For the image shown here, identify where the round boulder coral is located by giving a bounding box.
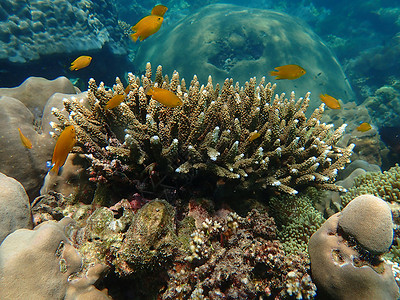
[135,3,355,112]
[338,194,393,254]
[308,195,399,300]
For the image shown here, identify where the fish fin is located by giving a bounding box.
[145,87,154,96]
[50,164,59,175]
[130,33,139,42]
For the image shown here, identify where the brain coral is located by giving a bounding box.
[134,3,355,112]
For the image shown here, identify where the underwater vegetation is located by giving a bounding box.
[49,63,354,201]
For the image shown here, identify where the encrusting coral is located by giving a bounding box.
[341,164,400,206]
[50,63,353,197]
[269,192,325,255]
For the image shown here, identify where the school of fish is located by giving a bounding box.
[37,3,374,177]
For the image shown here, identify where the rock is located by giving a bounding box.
[0,172,32,243]
[308,195,399,300]
[135,3,355,112]
[115,199,179,276]
[338,194,393,254]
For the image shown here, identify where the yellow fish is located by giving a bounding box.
[248,131,260,141]
[130,5,168,42]
[357,122,372,132]
[147,87,183,107]
[105,94,125,110]
[151,4,168,17]
[51,125,76,174]
[69,56,92,71]
[130,15,164,42]
[18,128,32,149]
[270,64,306,80]
[319,94,341,109]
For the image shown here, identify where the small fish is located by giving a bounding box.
[51,125,76,174]
[130,15,164,42]
[151,4,168,17]
[124,84,132,95]
[357,122,372,132]
[18,128,32,149]
[270,64,306,80]
[69,56,92,71]
[147,87,183,107]
[248,131,260,141]
[105,94,125,110]
[319,94,341,109]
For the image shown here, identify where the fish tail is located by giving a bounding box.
[69,65,75,71]
[130,33,139,42]
[270,71,278,76]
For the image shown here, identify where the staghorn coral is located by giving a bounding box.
[51,63,353,197]
[341,164,400,207]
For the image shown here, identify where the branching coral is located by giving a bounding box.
[51,63,353,197]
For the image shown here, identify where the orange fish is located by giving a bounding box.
[130,15,164,42]
[18,128,32,149]
[270,64,306,80]
[319,94,341,109]
[105,94,125,110]
[130,5,168,42]
[357,122,372,132]
[248,131,260,141]
[151,4,168,17]
[51,125,76,174]
[147,87,183,107]
[69,56,92,71]
[124,84,132,94]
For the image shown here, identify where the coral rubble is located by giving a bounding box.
[51,63,353,198]
[161,209,316,299]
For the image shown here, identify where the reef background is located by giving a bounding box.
[1,0,400,299]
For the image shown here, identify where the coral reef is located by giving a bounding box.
[269,192,325,255]
[363,82,400,128]
[309,194,399,300]
[0,0,126,63]
[0,217,109,299]
[321,101,384,166]
[341,164,400,207]
[0,172,33,243]
[0,76,83,199]
[51,63,354,198]
[134,4,355,112]
[161,209,316,299]
[115,199,179,276]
